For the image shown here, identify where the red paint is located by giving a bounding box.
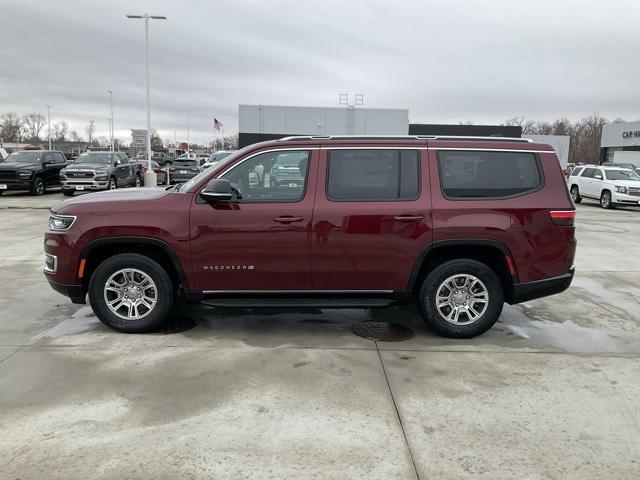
[45,137,576,303]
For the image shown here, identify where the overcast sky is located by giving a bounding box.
[2,0,639,144]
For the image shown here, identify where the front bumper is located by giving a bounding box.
[46,279,86,304]
[511,267,575,304]
[0,179,34,190]
[61,179,109,191]
[612,192,640,205]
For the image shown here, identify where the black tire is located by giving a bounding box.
[134,174,142,188]
[600,190,614,209]
[88,253,175,333]
[570,185,581,204]
[62,189,74,196]
[108,176,117,190]
[418,259,504,338]
[30,176,45,196]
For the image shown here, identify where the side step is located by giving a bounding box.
[201,298,394,309]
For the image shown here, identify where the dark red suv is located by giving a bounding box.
[44,136,576,338]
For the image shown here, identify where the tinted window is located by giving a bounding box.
[570,167,584,177]
[222,150,310,202]
[604,169,640,180]
[437,150,541,198]
[327,150,419,201]
[581,168,596,178]
[119,154,129,164]
[7,151,44,163]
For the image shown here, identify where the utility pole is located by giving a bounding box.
[127,13,167,186]
[107,90,114,151]
[45,105,51,150]
[187,117,190,155]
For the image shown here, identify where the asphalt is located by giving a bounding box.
[0,190,639,479]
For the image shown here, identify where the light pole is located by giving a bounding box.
[187,117,190,155]
[126,13,166,186]
[45,105,51,150]
[107,90,114,152]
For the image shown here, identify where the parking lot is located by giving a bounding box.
[1,192,639,479]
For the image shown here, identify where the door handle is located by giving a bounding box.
[393,215,423,222]
[273,216,304,224]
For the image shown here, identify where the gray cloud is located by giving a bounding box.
[1,0,639,145]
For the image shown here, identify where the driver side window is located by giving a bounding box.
[222,150,310,203]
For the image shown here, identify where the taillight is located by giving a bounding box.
[549,210,575,226]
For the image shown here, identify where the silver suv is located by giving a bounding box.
[61,152,137,195]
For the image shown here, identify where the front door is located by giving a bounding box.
[311,147,432,291]
[189,148,317,291]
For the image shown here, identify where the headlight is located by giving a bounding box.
[615,186,628,193]
[18,171,33,178]
[60,168,66,175]
[49,214,76,231]
[94,174,108,181]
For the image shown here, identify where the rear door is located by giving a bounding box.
[311,146,432,291]
[580,167,597,197]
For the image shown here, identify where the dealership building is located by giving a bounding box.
[600,120,640,163]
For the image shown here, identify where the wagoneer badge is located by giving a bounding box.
[203,265,255,271]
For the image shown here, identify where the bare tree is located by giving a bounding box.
[0,112,23,142]
[150,129,163,149]
[69,130,83,142]
[52,121,68,142]
[86,120,95,145]
[22,112,46,141]
[502,116,537,135]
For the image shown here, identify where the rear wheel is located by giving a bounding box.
[88,253,175,333]
[419,259,504,338]
[600,190,614,209]
[30,176,45,195]
[570,185,581,204]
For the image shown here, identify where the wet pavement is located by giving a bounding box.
[0,194,639,479]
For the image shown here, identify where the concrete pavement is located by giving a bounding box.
[0,192,639,479]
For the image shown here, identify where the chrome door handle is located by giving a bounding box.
[393,215,423,222]
[274,216,304,224]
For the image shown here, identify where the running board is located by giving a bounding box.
[201,298,394,309]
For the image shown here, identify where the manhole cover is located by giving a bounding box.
[351,321,415,342]
[158,316,197,334]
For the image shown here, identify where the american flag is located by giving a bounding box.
[214,118,223,131]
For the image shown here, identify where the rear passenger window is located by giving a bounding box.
[437,150,542,198]
[581,168,596,178]
[327,149,419,201]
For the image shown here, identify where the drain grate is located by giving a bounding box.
[158,316,198,334]
[351,321,415,342]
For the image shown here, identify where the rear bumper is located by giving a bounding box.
[511,267,574,304]
[46,279,86,304]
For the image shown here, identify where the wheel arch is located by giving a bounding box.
[407,239,517,302]
[78,237,190,294]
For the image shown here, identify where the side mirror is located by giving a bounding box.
[114,159,121,166]
[200,178,233,203]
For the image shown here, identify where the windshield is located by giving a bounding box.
[179,146,253,192]
[75,153,113,164]
[209,152,233,162]
[6,151,44,163]
[605,169,640,181]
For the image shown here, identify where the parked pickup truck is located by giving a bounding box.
[61,151,141,195]
[0,150,68,195]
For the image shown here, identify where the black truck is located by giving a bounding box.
[0,150,68,195]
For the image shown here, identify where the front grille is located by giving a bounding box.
[0,170,17,180]
[67,171,94,179]
[627,188,640,197]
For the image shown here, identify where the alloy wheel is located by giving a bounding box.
[103,268,157,320]
[435,274,489,325]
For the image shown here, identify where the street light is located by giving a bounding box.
[107,90,114,152]
[126,13,167,187]
[45,105,51,150]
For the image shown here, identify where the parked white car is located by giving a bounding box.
[568,165,640,209]
[202,150,235,169]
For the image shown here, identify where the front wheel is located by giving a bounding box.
[62,189,74,196]
[30,176,45,196]
[570,185,581,204]
[600,190,614,209]
[134,174,142,188]
[108,176,117,190]
[419,259,504,338]
[88,253,175,333]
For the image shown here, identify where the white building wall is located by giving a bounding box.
[601,120,640,148]
[239,105,409,136]
[523,134,571,168]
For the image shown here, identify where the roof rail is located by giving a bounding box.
[278,135,533,143]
